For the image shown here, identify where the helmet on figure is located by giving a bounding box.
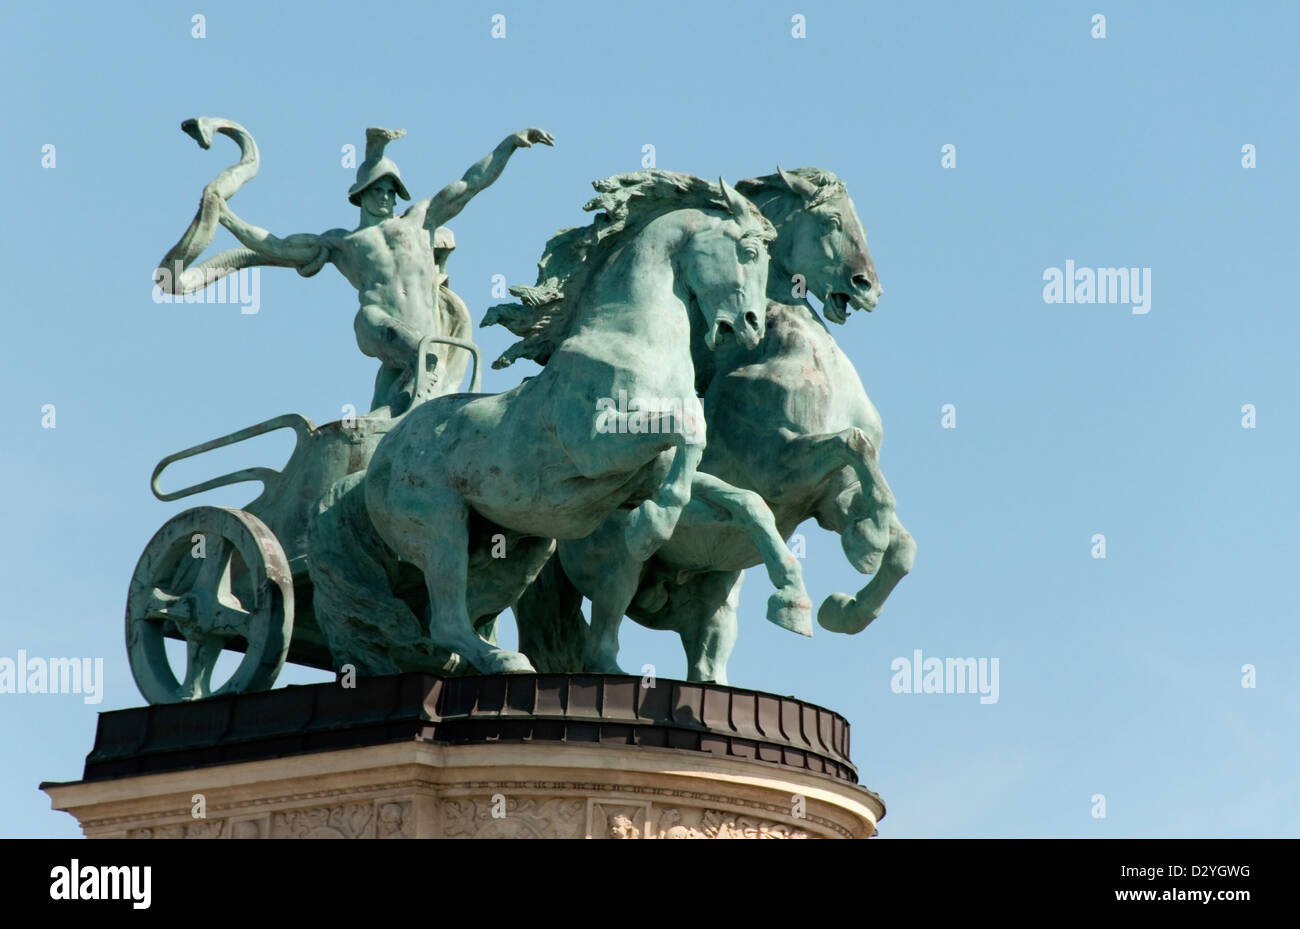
[348,127,412,206]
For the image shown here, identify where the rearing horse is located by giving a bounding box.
[513,167,916,682]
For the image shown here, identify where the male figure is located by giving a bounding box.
[219,126,554,413]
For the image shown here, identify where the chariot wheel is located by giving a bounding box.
[126,506,293,703]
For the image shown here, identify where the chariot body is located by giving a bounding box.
[125,338,480,703]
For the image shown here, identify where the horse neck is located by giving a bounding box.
[760,247,831,338]
[764,253,804,308]
[756,196,808,307]
[574,210,695,340]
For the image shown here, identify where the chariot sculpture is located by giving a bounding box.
[127,117,914,703]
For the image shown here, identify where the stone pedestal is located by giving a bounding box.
[42,673,884,839]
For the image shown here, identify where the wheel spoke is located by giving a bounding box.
[193,537,229,591]
[140,586,183,620]
[208,600,254,639]
[180,636,222,700]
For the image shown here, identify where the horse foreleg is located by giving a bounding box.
[624,434,704,563]
[817,512,917,634]
[680,473,812,636]
[778,428,896,571]
[562,401,703,562]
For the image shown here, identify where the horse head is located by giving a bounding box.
[677,178,774,351]
[737,167,879,323]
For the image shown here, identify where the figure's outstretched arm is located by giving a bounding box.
[219,202,329,272]
[423,129,554,230]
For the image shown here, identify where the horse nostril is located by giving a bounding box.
[745,310,760,330]
[853,274,873,290]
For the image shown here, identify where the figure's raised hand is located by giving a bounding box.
[514,128,555,148]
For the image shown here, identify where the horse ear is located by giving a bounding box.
[776,165,818,200]
[719,177,749,218]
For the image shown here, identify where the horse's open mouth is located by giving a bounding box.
[826,292,854,322]
[707,318,734,349]
[826,290,876,323]
[707,315,763,350]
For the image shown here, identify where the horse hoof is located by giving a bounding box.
[816,592,875,634]
[767,590,814,636]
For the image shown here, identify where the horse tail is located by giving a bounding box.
[307,471,461,676]
[514,551,588,672]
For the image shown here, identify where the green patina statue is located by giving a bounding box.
[510,168,915,682]
[154,118,552,412]
[129,119,911,702]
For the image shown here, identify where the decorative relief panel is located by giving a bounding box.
[656,807,810,839]
[588,800,652,839]
[441,795,587,838]
[128,820,224,839]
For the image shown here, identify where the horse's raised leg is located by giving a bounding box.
[776,428,912,631]
[624,419,705,562]
[679,473,812,635]
[558,400,703,563]
[817,511,916,634]
[777,427,896,570]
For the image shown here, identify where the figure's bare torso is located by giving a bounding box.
[326,205,439,332]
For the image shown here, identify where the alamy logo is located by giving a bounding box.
[152,266,261,315]
[595,390,705,445]
[890,649,1000,704]
[50,860,151,909]
[0,650,104,704]
[1042,260,1151,315]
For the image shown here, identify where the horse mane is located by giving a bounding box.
[483,169,774,370]
[735,166,847,220]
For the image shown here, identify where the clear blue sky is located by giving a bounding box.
[1,0,1296,838]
